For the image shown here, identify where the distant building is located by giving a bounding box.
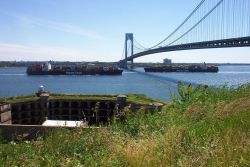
[163,58,172,64]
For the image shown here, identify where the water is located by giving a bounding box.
[0,65,250,101]
[135,65,250,86]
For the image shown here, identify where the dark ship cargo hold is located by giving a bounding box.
[27,63,123,75]
[144,64,219,73]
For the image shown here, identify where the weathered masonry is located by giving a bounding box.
[10,97,119,125]
[0,94,163,140]
[1,94,163,126]
[0,102,12,124]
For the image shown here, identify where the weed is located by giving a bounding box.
[0,83,250,166]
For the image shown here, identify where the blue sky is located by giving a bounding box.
[0,0,249,63]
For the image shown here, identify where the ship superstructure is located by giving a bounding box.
[27,63,123,75]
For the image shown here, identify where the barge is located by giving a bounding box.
[27,62,123,75]
[144,63,219,73]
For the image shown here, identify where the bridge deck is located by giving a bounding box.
[123,37,250,61]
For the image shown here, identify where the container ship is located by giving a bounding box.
[27,63,123,75]
[144,63,218,73]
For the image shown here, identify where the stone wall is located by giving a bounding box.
[0,102,12,124]
[11,101,44,125]
[1,95,163,126]
[0,95,164,140]
[9,99,119,125]
[46,100,118,125]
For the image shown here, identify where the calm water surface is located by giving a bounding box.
[0,65,250,101]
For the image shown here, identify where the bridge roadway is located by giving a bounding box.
[125,36,250,61]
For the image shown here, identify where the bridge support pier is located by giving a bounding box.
[130,59,134,69]
[119,60,128,69]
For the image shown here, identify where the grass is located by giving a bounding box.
[1,93,156,105]
[127,94,158,104]
[0,82,250,166]
[0,94,40,103]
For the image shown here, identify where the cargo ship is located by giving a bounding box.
[144,63,218,73]
[27,63,123,75]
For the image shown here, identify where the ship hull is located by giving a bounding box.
[27,70,123,75]
[144,65,218,73]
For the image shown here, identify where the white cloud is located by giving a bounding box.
[31,18,105,40]
[0,43,96,61]
[1,11,105,40]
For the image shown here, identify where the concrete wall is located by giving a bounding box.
[1,96,163,126]
[0,102,12,124]
[11,101,44,125]
[9,99,121,125]
[46,100,117,125]
[0,96,164,140]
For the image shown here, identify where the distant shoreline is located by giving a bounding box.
[0,61,250,67]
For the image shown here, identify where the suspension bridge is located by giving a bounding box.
[119,0,250,68]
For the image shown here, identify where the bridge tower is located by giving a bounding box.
[124,33,134,68]
[125,33,133,60]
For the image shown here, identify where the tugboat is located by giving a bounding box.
[144,63,218,73]
[27,62,123,75]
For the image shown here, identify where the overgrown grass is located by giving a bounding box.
[1,94,39,103]
[127,94,158,104]
[0,83,250,166]
[2,93,155,105]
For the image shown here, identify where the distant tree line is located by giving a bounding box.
[0,61,120,67]
[0,61,248,68]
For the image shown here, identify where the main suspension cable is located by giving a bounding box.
[167,0,224,46]
[146,0,206,49]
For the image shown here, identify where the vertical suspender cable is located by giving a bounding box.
[225,0,228,39]
[242,0,245,37]
[248,0,250,36]
[146,0,206,49]
[233,0,236,38]
[167,0,224,46]
[236,0,239,37]
[221,0,224,39]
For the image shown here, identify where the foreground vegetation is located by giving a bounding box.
[0,93,155,105]
[0,83,250,166]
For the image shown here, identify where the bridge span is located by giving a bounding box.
[119,0,250,68]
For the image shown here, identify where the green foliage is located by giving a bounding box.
[2,93,156,105]
[0,128,124,167]
[4,94,39,103]
[112,107,183,138]
[127,94,156,104]
[1,83,250,166]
